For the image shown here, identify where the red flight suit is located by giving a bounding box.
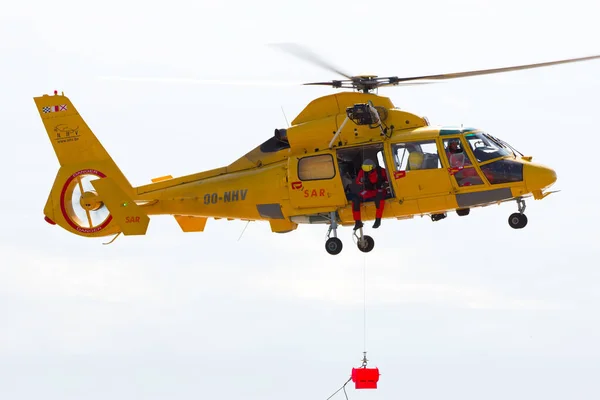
[352,167,387,221]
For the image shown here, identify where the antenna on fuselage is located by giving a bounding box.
[237,220,251,241]
[281,106,290,127]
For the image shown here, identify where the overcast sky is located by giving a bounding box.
[2,0,600,399]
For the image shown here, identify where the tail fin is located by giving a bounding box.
[35,91,146,238]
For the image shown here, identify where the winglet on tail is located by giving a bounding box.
[174,215,207,232]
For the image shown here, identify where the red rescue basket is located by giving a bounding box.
[351,367,380,389]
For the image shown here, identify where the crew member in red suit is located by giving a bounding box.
[352,159,388,230]
[446,139,480,185]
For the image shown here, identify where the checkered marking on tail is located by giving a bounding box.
[42,104,67,113]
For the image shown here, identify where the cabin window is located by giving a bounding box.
[298,154,335,180]
[463,132,511,162]
[479,159,523,184]
[393,140,441,171]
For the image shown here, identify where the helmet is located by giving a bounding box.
[362,159,376,172]
[408,151,424,169]
[448,139,461,153]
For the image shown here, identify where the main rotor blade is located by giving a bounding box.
[268,42,355,80]
[96,76,303,86]
[395,54,600,82]
[380,80,439,87]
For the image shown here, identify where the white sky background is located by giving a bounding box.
[1,0,600,399]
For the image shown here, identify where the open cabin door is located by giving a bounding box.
[287,152,348,209]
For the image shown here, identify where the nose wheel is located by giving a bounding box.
[508,198,528,229]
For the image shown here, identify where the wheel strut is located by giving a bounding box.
[517,197,526,214]
[325,211,343,255]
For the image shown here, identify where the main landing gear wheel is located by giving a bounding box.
[352,225,375,253]
[508,198,528,229]
[508,213,528,229]
[325,237,343,255]
[357,235,375,253]
[324,211,377,254]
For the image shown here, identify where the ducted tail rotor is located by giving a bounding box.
[64,172,111,232]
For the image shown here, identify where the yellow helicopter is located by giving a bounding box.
[35,47,600,254]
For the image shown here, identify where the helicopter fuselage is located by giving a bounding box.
[130,91,557,233]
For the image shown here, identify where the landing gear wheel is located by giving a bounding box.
[508,212,528,229]
[357,235,375,253]
[325,237,343,255]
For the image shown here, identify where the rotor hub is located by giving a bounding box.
[80,190,103,211]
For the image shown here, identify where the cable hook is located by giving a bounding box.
[361,351,368,368]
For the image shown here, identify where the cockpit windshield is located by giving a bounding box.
[464,132,513,162]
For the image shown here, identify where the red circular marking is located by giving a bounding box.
[59,169,113,234]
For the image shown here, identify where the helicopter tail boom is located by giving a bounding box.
[35,92,141,238]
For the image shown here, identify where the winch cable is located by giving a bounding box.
[324,255,369,399]
[363,253,367,358]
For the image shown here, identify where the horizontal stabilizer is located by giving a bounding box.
[174,215,207,232]
[151,175,173,183]
[91,177,150,235]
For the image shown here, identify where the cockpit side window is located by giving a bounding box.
[443,138,473,169]
[442,137,484,187]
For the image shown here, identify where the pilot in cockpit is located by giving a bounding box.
[446,138,482,186]
[447,139,471,168]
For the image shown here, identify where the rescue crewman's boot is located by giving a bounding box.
[372,218,381,229]
[354,220,363,230]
